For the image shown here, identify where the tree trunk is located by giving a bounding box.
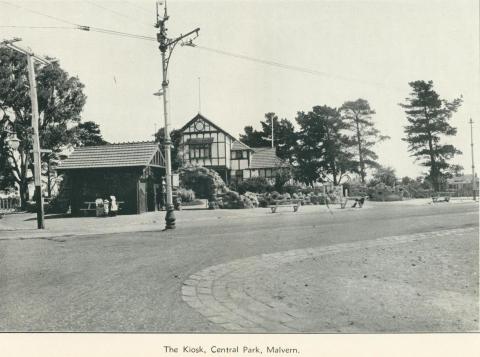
[424,108,439,192]
[355,115,365,183]
[19,179,29,210]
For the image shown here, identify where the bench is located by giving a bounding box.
[432,194,450,203]
[80,201,124,216]
[79,201,97,216]
[268,200,300,213]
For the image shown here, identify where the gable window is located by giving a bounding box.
[231,150,246,159]
[190,144,211,159]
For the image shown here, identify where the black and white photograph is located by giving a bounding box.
[0,0,479,348]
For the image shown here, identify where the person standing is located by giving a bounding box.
[109,195,118,216]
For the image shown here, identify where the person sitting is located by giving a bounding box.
[352,196,366,208]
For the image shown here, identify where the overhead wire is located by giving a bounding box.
[0,0,156,42]
[0,25,77,29]
[0,0,78,26]
[0,1,400,91]
[118,0,152,15]
[186,44,400,91]
[83,0,153,30]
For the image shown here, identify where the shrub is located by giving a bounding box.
[46,195,70,214]
[282,184,302,195]
[177,188,195,203]
[270,191,281,200]
[237,177,273,194]
[178,165,227,200]
[243,191,259,207]
[219,190,255,209]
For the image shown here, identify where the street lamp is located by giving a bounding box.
[155,1,199,230]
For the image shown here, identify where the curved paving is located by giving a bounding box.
[181,227,476,332]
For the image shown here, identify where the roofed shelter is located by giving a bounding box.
[57,142,165,215]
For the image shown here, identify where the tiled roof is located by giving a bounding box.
[249,147,286,169]
[447,174,478,184]
[57,142,162,170]
[231,140,252,151]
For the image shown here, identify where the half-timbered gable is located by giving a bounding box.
[179,114,287,184]
[180,114,234,170]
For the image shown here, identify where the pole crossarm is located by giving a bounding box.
[165,28,200,48]
[1,38,50,65]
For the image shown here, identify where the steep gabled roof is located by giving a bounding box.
[249,147,287,169]
[231,140,252,151]
[180,113,253,151]
[57,141,164,170]
[180,113,238,140]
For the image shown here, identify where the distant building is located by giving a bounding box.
[57,142,165,215]
[178,114,287,184]
[447,174,479,196]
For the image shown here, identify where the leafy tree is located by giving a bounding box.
[72,121,107,147]
[0,48,86,207]
[239,125,268,148]
[154,127,183,170]
[399,80,462,191]
[295,105,355,185]
[369,166,397,187]
[273,166,292,192]
[240,112,297,162]
[445,164,464,178]
[340,98,389,183]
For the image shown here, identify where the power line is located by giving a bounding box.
[0,25,77,29]
[81,26,156,41]
[0,0,78,26]
[0,1,156,42]
[188,44,398,90]
[118,0,152,15]
[0,1,401,90]
[83,0,153,30]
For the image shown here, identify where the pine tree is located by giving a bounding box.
[399,80,462,191]
[340,99,389,183]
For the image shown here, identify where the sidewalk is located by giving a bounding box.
[0,203,351,240]
[0,198,475,240]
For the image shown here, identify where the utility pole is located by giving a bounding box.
[271,117,274,148]
[155,1,199,229]
[469,118,476,201]
[1,38,49,229]
[198,77,201,114]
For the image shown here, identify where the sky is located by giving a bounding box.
[0,0,479,179]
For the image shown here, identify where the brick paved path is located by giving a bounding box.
[181,227,477,332]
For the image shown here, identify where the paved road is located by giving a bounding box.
[0,202,478,332]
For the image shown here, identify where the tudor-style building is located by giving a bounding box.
[178,114,287,184]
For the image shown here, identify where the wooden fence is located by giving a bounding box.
[0,197,20,213]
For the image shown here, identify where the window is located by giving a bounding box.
[189,144,211,159]
[258,169,274,179]
[231,150,246,159]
